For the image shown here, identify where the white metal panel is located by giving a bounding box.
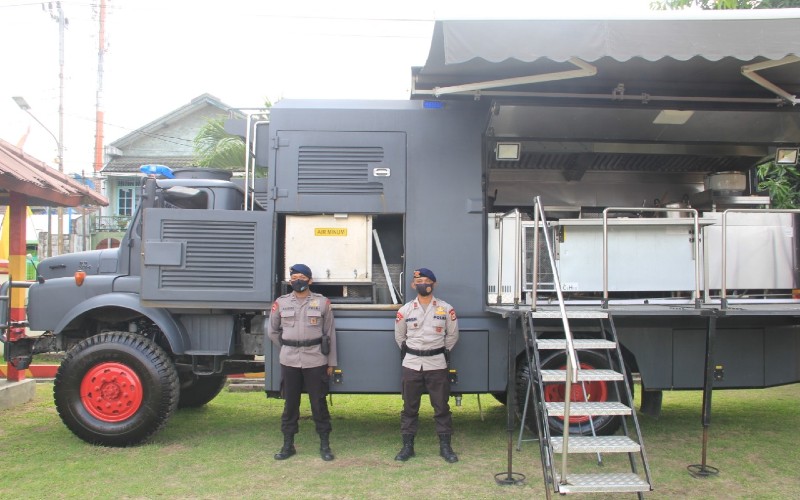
[703,212,796,290]
[285,214,373,283]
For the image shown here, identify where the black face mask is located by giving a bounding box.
[291,279,309,292]
[415,283,433,297]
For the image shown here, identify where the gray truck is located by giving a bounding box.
[2,18,799,466]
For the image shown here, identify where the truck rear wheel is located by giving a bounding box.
[517,349,628,436]
[178,374,227,408]
[53,331,179,446]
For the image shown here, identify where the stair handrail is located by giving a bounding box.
[533,198,579,383]
[533,197,579,484]
[721,208,800,309]
[602,207,702,308]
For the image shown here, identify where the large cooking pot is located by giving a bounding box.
[664,201,689,218]
[705,171,746,194]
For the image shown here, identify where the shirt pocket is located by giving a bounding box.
[307,309,323,331]
[432,318,447,334]
[280,310,296,328]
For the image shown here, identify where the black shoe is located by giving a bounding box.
[319,432,335,461]
[394,434,415,461]
[438,434,458,463]
[274,433,296,460]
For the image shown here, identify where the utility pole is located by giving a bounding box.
[94,0,106,174]
[47,1,67,255]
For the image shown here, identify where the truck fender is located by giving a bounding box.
[53,292,190,354]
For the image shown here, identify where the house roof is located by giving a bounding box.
[107,93,237,149]
[102,93,240,175]
[101,156,199,175]
[0,138,108,207]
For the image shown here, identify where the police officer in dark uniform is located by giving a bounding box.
[268,264,337,461]
[394,267,459,463]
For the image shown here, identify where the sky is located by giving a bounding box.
[0,0,661,176]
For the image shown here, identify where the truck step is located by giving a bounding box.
[227,382,265,392]
[557,473,650,494]
[540,369,623,382]
[551,435,640,454]
[536,338,616,350]
[546,401,631,417]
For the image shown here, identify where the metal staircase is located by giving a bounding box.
[524,197,653,497]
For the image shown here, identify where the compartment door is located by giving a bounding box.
[274,131,406,213]
[141,209,270,308]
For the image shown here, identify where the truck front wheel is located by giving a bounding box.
[53,332,179,446]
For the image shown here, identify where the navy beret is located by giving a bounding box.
[289,263,312,278]
[413,268,436,282]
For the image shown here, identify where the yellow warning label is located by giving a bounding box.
[315,228,348,236]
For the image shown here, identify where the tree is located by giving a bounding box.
[193,100,271,174]
[652,0,800,8]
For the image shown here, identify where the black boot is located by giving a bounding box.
[394,434,415,461]
[274,433,296,460]
[438,434,458,463]
[319,432,334,461]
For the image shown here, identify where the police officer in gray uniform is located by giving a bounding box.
[268,264,337,461]
[394,267,459,463]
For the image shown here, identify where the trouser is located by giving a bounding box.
[400,366,453,435]
[280,364,331,435]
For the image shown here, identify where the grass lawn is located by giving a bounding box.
[1,382,798,499]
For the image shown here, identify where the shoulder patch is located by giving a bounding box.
[271,302,278,312]
[449,308,457,321]
[396,312,404,323]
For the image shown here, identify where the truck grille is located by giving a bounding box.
[160,220,256,289]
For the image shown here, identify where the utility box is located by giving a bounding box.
[285,214,373,283]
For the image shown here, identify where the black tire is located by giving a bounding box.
[53,331,179,447]
[178,374,227,408]
[517,349,631,436]
[490,392,507,405]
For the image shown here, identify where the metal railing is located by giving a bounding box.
[602,207,702,308]
[720,208,800,308]
[531,197,580,483]
[90,215,131,233]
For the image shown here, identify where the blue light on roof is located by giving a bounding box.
[140,164,175,178]
[423,100,444,109]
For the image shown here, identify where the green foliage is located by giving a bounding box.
[193,118,247,170]
[651,0,800,8]
[757,162,800,208]
[193,99,272,174]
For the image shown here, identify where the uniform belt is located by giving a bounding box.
[281,337,323,347]
[405,346,446,357]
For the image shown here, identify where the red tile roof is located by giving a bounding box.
[0,138,108,207]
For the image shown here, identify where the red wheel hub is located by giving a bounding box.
[80,362,143,422]
[543,362,608,424]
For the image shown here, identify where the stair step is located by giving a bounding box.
[557,473,650,494]
[546,401,631,416]
[540,369,623,382]
[529,310,608,319]
[536,338,617,350]
[551,436,640,454]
